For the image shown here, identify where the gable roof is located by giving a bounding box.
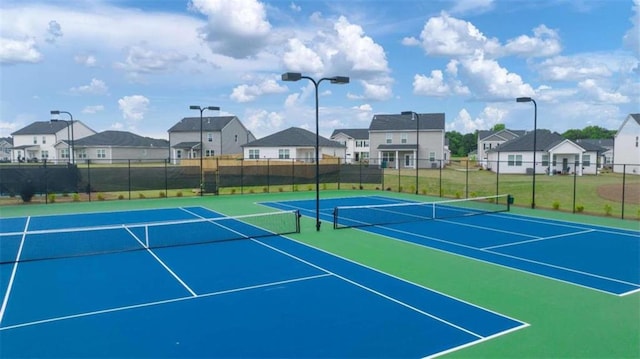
[576,138,613,149]
[488,130,564,152]
[11,121,69,135]
[168,116,236,132]
[72,131,168,148]
[330,128,369,139]
[0,137,13,145]
[478,129,526,141]
[243,127,345,148]
[369,113,445,131]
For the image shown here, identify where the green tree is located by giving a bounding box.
[491,123,505,131]
[446,131,463,156]
[562,126,615,140]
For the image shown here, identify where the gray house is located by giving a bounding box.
[64,130,169,164]
[168,116,255,163]
[477,129,526,169]
[0,137,13,162]
[11,120,95,163]
[242,127,345,162]
[368,113,446,169]
[330,128,370,164]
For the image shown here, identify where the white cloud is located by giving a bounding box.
[70,78,108,95]
[449,0,494,15]
[0,37,42,64]
[290,2,301,12]
[536,55,613,81]
[190,0,272,58]
[118,95,149,122]
[401,37,420,46]
[244,109,284,138]
[418,12,500,57]
[283,38,324,73]
[45,20,63,43]
[74,54,97,67]
[578,79,630,104]
[503,25,561,57]
[230,78,287,102]
[460,51,534,100]
[413,70,451,96]
[333,16,388,72]
[623,0,640,57]
[82,105,105,114]
[115,45,188,75]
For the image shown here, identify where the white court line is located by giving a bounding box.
[482,229,596,250]
[437,218,539,239]
[0,274,330,331]
[0,217,31,326]
[368,224,639,291]
[122,226,197,297]
[490,212,640,237]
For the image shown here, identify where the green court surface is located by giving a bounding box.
[1,190,639,358]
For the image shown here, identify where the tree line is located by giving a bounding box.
[446,124,615,158]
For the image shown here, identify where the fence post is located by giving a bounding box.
[240,159,244,195]
[164,158,168,198]
[267,159,270,193]
[128,159,131,200]
[87,159,92,202]
[439,159,443,197]
[496,155,500,197]
[44,159,48,204]
[465,158,469,198]
[573,161,578,213]
[622,164,626,219]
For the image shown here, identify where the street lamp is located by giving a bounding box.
[189,105,220,196]
[516,97,537,209]
[401,111,420,194]
[281,72,350,231]
[50,110,74,164]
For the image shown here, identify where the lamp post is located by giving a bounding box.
[281,72,349,231]
[189,105,220,196]
[401,111,420,194]
[516,97,537,209]
[50,110,74,164]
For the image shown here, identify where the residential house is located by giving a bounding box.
[368,113,445,169]
[168,116,255,163]
[330,128,370,164]
[613,113,640,174]
[0,137,13,162]
[63,131,169,164]
[10,120,95,163]
[486,130,606,175]
[242,127,345,161]
[575,138,614,169]
[477,129,526,169]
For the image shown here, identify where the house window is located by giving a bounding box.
[206,149,215,157]
[508,155,522,166]
[77,150,87,159]
[42,136,46,144]
[582,155,590,167]
[249,149,260,159]
[234,135,238,142]
[429,152,436,161]
[382,152,395,162]
[176,150,182,159]
[361,152,369,160]
[386,133,392,144]
[97,149,106,159]
[207,133,213,142]
[41,150,49,159]
[356,140,368,148]
[33,136,37,144]
[542,154,549,167]
[636,136,639,147]
[278,149,290,159]
[401,133,408,144]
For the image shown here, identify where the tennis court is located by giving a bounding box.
[0,205,527,357]
[263,195,640,296]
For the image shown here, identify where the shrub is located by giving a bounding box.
[421,189,427,195]
[322,183,327,190]
[176,191,183,197]
[575,204,584,213]
[159,191,166,198]
[263,187,268,193]
[249,189,255,194]
[19,181,35,202]
[359,185,363,190]
[97,193,105,201]
[278,187,283,192]
[62,192,69,197]
[604,204,612,216]
[48,193,56,203]
[230,188,236,194]
[307,185,313,191]
[399,186,403,192]
[293,185,299,192]
[118,194,125,200]
[72,193,80,202]
[455,191,461,199]
[138,193,146,199]
[552,201,560,210]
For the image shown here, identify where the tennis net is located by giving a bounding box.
[333,194,512,229]
[1,210,300,263]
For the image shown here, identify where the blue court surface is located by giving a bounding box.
[0,206,527,357]
[263,195,640,297]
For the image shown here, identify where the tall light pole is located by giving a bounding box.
[50,110,74,164]
[516,97,537,209]
[189,105,220,196]
[401,111,420,194]
[281,72,349,231]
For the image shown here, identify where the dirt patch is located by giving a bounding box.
[597,183,640,204]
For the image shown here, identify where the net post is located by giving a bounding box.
[145,225,149,248]
[507,194,514,211]
[296,210,301,233]
[333,208,338,229]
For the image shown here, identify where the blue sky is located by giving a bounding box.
[1,0,638,140]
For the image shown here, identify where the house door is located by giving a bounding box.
[404,154,413,167]
[562,158,568,173]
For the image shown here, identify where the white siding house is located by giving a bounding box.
[613,114,640,175]
[242,127,345,161]
[477,129,525,169]
[330,128,370,164]
[10,120,95,163]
